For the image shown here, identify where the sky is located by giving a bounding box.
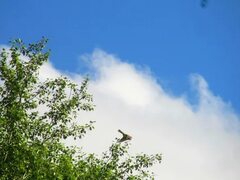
[1,0,240,179]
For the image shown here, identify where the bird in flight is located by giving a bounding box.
[201,0,208,8]
[118,129,132,142]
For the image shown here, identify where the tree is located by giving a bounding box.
[0,38,161,179]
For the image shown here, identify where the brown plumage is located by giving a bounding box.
[118,129,132,142]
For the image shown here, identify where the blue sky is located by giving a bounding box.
[1,1,240,179]
[0,0,240,111]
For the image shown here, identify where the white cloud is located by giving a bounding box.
[1,46,240,179]
[72,50,240,180]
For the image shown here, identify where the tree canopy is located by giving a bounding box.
[0,38,161,179]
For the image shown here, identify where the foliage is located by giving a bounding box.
[0,38,161,179]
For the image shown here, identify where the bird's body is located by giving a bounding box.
[118,129,132,142]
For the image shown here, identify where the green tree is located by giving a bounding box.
[0,38,161,179]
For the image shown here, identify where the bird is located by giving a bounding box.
[118,129,132,142]
[201,0,208,8]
